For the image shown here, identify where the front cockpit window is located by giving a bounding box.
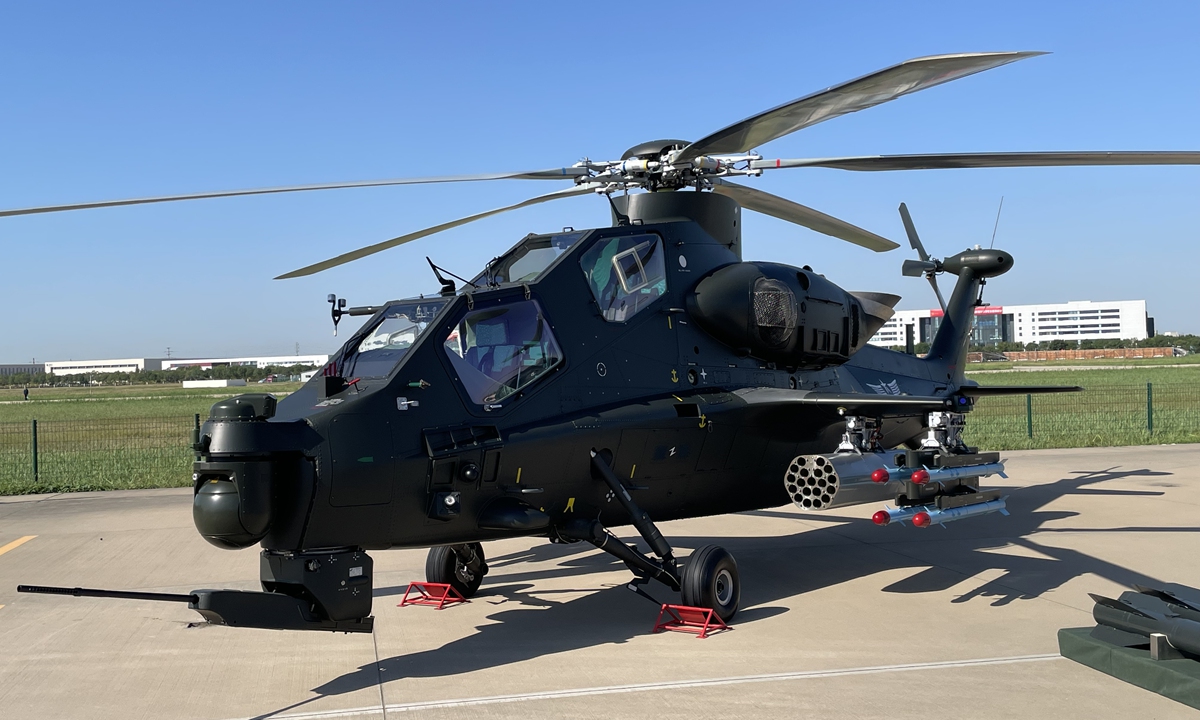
[340,299,449,378]
[473,231,585,286]
[580,233,667,322]
[444,299,562,405]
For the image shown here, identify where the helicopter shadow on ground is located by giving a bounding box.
[260,465,1192,716]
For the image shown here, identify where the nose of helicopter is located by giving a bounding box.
[192,393,309,549]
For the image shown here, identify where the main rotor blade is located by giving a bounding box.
[0,169,589,219]
[753,151,1200,172]
[676,52,1044,162]
[275,183,602,279]
[711,180,898,252]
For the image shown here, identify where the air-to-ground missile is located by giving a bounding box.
[1090,589,1200,657]
[872,495,1009,527]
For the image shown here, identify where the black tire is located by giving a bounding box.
[680,544,739,621]
[425,543,486,598]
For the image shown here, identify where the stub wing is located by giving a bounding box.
[959,385,1084,396]
[734,387,952,414]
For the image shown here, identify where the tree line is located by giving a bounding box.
[1,364,321,389]
[891,335,1200,356]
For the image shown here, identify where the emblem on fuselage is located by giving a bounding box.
[866,380,902,396]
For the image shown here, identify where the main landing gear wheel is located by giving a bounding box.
[425,542,487,598]
[681,545,740,621]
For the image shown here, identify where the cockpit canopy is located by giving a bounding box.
[471,230,586,287]
[336,298,450,378]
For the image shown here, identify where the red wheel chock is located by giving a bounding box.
[398,582,468,610]
[652,603,729,638]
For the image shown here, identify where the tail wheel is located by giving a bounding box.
[680,544,740,621]
[425,542,486,598]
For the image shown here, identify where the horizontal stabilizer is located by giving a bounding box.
[959,385,1083,396]
[849,291,901,338]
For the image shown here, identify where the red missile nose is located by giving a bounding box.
[870,468,890,483]
[872,510,891,526]
[912,511,932,528]
[911,469,930,484]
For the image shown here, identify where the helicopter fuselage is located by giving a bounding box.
[193,210,951,555]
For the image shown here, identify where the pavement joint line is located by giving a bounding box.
[0,535,36,557]
[227,653,1062,720]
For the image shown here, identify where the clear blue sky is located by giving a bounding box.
[2,1,1197,362]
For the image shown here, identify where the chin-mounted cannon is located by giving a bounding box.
[20,392,376,632]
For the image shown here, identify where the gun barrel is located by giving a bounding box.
[17,584,198,604]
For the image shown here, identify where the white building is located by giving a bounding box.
[870,300,1151,348]
[46,358,166,376]
[160,354,328,371]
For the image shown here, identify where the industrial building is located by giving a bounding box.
[42,355,328,376]
[160,355,328,371]
[45,358,166,376]
[0,363,45,377]
[869,300,1152,348]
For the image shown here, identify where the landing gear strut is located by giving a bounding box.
[559,450,740,621]
[425,542,488,598]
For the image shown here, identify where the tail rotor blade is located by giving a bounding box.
[901,259,937,277]
[928,276,947,313]
[898,202,929,261]
[898,204,946,312]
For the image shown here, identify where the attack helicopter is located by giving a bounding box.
[15,51,1200,630]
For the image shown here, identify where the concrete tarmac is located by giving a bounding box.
[2,445,1199,719]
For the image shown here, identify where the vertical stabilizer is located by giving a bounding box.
[922,249,1014,385]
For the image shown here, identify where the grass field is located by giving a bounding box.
[0,363,1196,495]
[0,383,300,422]
[0,384,300,495]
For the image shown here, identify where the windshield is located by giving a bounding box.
[473,231,585,286]
[341,298,449,378]
[443,299,562,405]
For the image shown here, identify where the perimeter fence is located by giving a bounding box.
[0,415,197,495]
[0,384,1196,495]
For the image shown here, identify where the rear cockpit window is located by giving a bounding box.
[444,299,562,405]
[580,233,666,322]
[339,299,448,378]
[474,231,585,286]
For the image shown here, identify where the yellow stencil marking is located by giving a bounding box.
[630,464,637,479]
[699,414,708,428]
[516,467,522,484]
[670,369,679,383]
[668,317,673,330]
[0,535,36,558]
[672,395,683,402]
[565,497,575,512]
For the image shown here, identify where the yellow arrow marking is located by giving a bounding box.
[565,497,575,512]
[0,535,36,558]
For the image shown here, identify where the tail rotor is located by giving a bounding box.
[898,203,947,312]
